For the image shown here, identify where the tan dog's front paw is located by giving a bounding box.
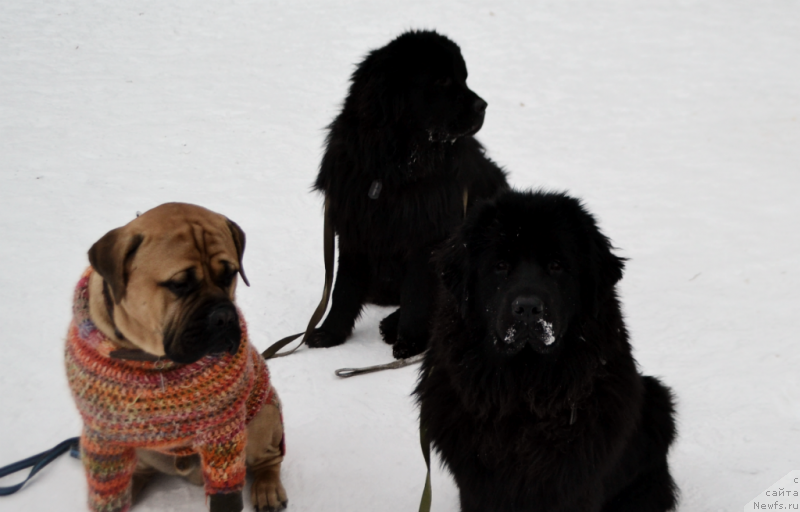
[250,466,287,512]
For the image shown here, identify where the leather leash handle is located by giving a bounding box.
[334,352,426,378]
[333,189,469,377]
[0,437,80,496]
[262,198,335,359]
[267,189,466,367]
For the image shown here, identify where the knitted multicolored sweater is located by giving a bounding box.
[65,268,276,512]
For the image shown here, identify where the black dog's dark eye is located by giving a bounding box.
[434,77,452,87]
[494,261,509,273]
[548,261,563,273]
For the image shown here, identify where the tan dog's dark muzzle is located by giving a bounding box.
[164,299,241,364]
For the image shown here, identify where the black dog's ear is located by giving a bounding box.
[585,230,625,316]
[369,77,401,128]
[88,229,144,305]
[379,85,405,128]
[435,235,470,317]
[359,63,402,128]
[226,219,249,287]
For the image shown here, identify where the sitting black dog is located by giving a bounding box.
[415,190,678,511]
[308,30,508,359]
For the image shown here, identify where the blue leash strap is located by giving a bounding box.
[0,437,80,496]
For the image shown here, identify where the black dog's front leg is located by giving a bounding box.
[209,491,243,512]
[392,250,436,359]
[379,309,400,345]
[307,251,369,348]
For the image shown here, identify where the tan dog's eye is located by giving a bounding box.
[217,262,238,288]
[161,269,199,298]
[219,269,237,288]
[163,280,196,297]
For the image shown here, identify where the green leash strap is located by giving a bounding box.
[419,422,432,512]
[262,198,334,359]
[266,189,468,364]
[334,352,425,378]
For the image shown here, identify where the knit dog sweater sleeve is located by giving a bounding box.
[65,269,272,512]
[79,429,138,512]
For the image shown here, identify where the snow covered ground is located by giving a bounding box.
[1,1,798,511]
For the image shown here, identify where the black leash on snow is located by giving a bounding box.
[0,437,80,496]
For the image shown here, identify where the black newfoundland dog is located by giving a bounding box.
[415,190,678,511]
[308,30,508,359]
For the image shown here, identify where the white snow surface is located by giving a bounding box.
[1,1,799,511]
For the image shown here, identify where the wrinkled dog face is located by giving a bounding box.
[437,190,624,357]
[88,203,249,364]
[156,258,242,364]
[364,31,488,142]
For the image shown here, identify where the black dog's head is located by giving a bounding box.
[436,190,625,357]
[349,30,487,142]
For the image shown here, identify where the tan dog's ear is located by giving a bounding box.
[226,219,250,287]
[88,229,145,304]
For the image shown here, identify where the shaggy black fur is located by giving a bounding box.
[309,30,508,358]
[415,190,678,512]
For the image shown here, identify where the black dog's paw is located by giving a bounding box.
[209,491,243,512]
[392,334,427,359]
[306,328,346,348]
[379,310,401,345]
